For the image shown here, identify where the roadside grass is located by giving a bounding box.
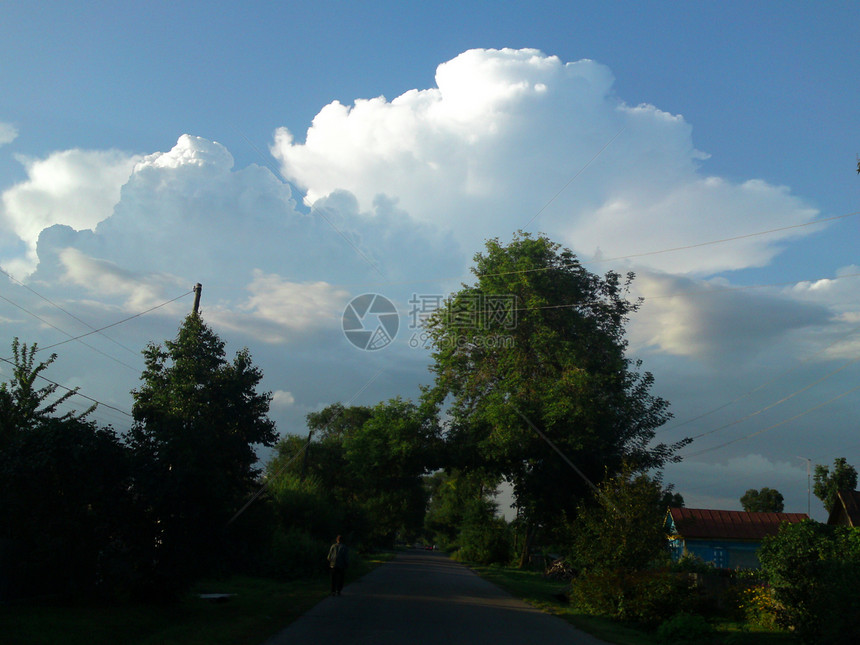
[1,552,393,645]
[469,564,799,645]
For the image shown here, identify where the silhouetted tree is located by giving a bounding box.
[128,313,277,594]
[814,458,858,514]
[741,487,785,512]
[0,338,93,443]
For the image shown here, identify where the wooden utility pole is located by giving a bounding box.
[192,283,203,314]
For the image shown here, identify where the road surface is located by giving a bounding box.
[263,550,608,645]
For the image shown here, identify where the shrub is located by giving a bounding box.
[568,568,700,628]
[736,583,779,630]
[759,519,860,644]
[656,612,713,644]
[269,527,330,579]
[456,514,512,565]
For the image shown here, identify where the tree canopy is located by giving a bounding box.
[740,487,785,513]
[424,233,684,547]
[128,313,277,590]
[268,397,442,547]
[0,337,93,443]
[814,457,858,514]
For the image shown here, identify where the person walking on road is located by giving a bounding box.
[327,535,349,596]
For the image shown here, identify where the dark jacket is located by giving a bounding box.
[327,543,348,569]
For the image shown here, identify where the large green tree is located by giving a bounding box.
[814,457,858,514]
[424,233,683,561]
[268,397,441,547]
[741,487,785,513]
[128,313,277,591]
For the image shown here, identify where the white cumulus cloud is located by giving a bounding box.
[1,148,140,273]
[271,390,296,408]
[272,47,819,275]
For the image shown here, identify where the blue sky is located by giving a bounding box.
[1,1,859,519]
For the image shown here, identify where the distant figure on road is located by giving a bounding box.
[327,535,349,596]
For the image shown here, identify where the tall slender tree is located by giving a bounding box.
[128,313,277,591]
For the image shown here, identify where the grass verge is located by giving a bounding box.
[469,564,798,645]
[0,552,394,645]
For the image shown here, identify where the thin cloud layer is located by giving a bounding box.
[630,272,832,362]
[0,122,17,147]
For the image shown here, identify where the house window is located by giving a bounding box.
[713,547,727,568]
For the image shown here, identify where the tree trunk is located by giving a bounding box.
[518,522,535,569]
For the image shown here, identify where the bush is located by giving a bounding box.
[656,612,713,644]
[269,527,330,579]
[455,506,513,565]
[568,568,701,628]
[759,519,860,644]
[736,583,779,630]
[0,419,137,599]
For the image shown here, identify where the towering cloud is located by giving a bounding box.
[272,48,819,275]
[1,148,139,274]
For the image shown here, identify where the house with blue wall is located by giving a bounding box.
[665,507,807,569]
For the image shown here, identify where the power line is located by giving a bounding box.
[665,324,860,433]
[34,289,194,354]
[326,209,860,289]
[684,383,860,458]
[0,292,139,372]
[521,127,625,230]
[0,354,133,418]
[384,269,860,319]
[687,355,860,442]
[0,265,140,357]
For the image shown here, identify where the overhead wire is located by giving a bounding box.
[33,289,194,354]
[0,265,140,357]
[665,323,860,433]
[0,354,133,418]
[685,355,860,443]
[0,291,140,372]
[684,383,860,458]
[321,209,860,289]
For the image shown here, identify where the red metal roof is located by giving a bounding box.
[667,507,808,541]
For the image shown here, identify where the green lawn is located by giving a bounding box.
[469,564,799,645]
[0,553,393,645]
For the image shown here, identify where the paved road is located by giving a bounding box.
[263,550,608,645]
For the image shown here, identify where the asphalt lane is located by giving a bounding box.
[263,550,608,645]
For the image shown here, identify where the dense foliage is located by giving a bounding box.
[424,233,684,562]
[813,457,858,514]
[128,313,278,595]
[740,487,785,513]
[266,397,442,551]
[0,418,135,597]
[759,519,860,644]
